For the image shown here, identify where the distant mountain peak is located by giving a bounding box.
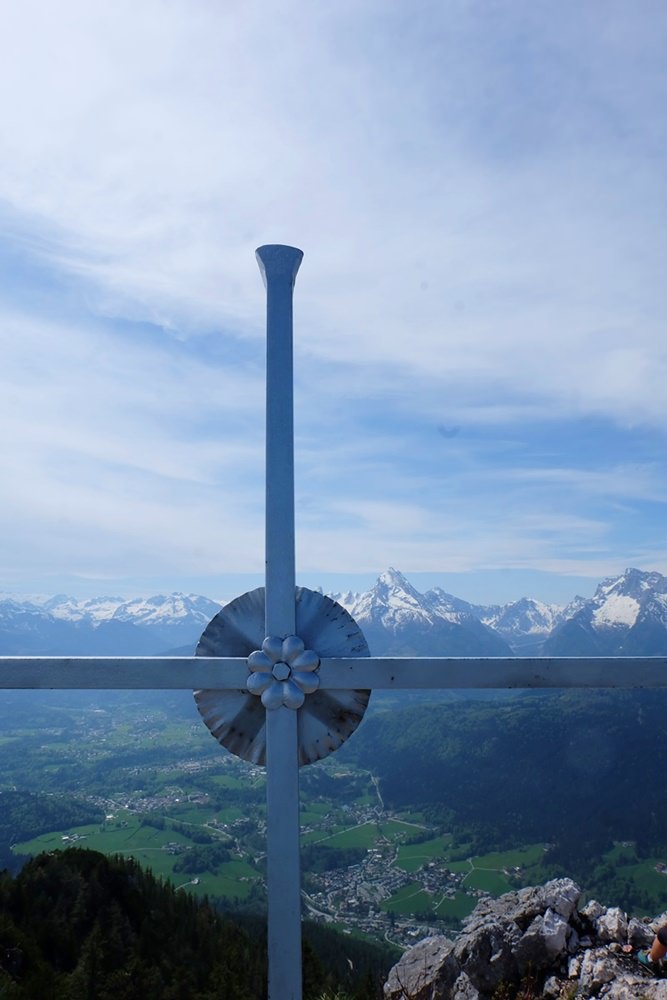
[372,568,424,602]
[588,569,667,630]
[545,567,667,656]
[597,567,667,600]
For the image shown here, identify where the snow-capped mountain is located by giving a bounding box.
[0,593,222,655]
[480,598,565,656]
[335,567,667,657]
[3,568,667,658]
[332,568,512,656]
[543,568,667,656]
[40,593,221,647]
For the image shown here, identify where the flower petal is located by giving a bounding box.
[261,683,284,711]
[282,635,305,662]
[290,650,320,672]
[282,679,305,710]
[292,671,320,694]
[247,650,273,672]
[261,636,284,663]
[247,671,272,695]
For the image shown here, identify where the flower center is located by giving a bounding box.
[272,661,291,681]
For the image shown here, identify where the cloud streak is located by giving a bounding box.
[0,0,666,600]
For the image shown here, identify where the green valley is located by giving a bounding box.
[3,690,667,948]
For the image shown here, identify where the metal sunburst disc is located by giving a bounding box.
[194,587,370,766]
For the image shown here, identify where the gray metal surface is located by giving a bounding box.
[2,654,666,691]
[0,657,248,688]
[257,244,304,999]
[317,656,667,689]
[257,243,302,640]
[194,586,370,765]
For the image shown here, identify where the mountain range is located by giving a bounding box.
[332,566,667,656]
[1,567,667,657]
[0,592,221,655]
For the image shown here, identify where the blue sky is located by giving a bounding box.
[0,0,666,607]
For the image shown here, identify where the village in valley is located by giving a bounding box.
[2,697,547,949]
[5,697,667,950]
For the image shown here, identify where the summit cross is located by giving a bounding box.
[1,245,666,1000]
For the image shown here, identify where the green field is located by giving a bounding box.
[381,883,435,915]
[433,893,477,920]
[301,824,349,845]
[471,845,546,868]
[304,820,415,850]
[15,818,191,857]
[209,773,261,791]
[463,868,512,895]
[188,859,261,902]
[215,806,245,823]
[383,819,419,840]
[396,835,453,872]
[304,823,381,849]
[13,816,260,903]
[447,858,473,875]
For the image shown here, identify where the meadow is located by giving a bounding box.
[6,697,667,940]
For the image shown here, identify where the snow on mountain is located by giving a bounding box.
[40,595,126,623]
[648,592,667,627]
[3,568,667,658]
[592,594,640,628]
[328,590,361,613]
[110,593,221,629]
[424,587,481,622]
[335,567,667,657]
[590,569,667,628]
[480,598,564,655]
[330,568,512,657]
[0,592,222,655]
[482,598,561,636]
[345,568,441,629]
[544,568,667,656]
[561,595,588,620]
[34,593,221,631]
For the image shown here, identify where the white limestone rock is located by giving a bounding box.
[580,898,605,921]
[515,909,569,974]
[449,971,480,999]
[384,880,667,1000]
[383,935,457,1000]
[578,947,617,993]
[596,906,629,943]
[627,916,654,949]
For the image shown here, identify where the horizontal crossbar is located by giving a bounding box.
[0,656,666,690]
[319,657,667,689]
[0,657,249,689]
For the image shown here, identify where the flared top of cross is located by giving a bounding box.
[256,244,303,287]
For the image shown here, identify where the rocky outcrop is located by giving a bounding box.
[384,878,667,999]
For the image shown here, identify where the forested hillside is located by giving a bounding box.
[0,849,390,998]
[344,690,667,908]
[0,791,103,874]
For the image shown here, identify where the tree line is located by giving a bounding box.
[0,847,393,998]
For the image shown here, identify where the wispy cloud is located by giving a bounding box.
[0,0,666,599]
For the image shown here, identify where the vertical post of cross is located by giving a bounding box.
[256,244,305,1000]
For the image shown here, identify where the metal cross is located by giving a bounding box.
[1,245,666,1000]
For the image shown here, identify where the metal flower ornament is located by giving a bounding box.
[247,635,320,709]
